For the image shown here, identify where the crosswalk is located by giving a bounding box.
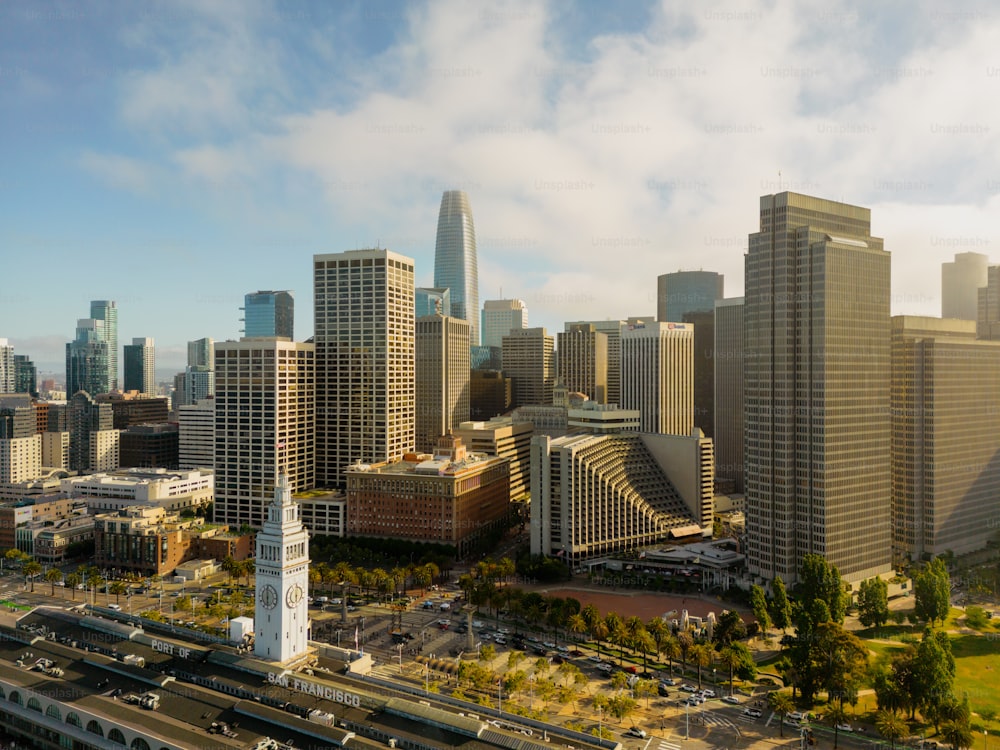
[656,741,682,750]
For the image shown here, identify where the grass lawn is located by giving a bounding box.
[952,634,1000,724]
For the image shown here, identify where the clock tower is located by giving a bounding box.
[254,473,310,662]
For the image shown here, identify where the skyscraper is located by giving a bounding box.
[557,324,608,404]
[501,327,555,408]
[941,251,988,321]
[314,248,415,488]
[214,338,314,528]
[482,299,528,349]
[90,300,118,391]
[123,337,155,395]
[977,266,1000,340]
[713,297,744,492]
[187,337,214,368]
[434,190,479,345]
[66,318,110,396]
[565,320,626,406]
[0,339,13,393]
[745,192,892,585]
[657,271,724,324]
[415,315,471,453]
[67,390,116,472]
[13,355,37,397]
[242,290,294,339]
[416,287,451,318]
[620,321,693,435]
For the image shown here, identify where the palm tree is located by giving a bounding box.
[221,555,238,584]
[768,691,795,738]
[646,616,669,654]
[677,631,694,676]
[624,615,646,655]
[718,644,742,696]
[875,710,908,750]
[65,572,81,600]
[567,613,588,643]
[689,643,713,689]
[591,620,609,657]
[825,703,849,749]
[635,630,656,674]
[22,559,41,592]
[660,634,681,675]
[605,612,625,665]
[45,567,63,596]
[940,720,974,750]
[110,580,128,604]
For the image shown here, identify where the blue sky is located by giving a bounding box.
[2,0,999,373]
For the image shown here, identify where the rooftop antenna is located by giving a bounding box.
[778,170,782,191]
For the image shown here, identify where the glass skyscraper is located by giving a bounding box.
[90,300,118,391]
[434,190,479,345]
[66,318,111,396]
[242,290,294,339]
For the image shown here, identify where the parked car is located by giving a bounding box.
[836,724,853,733]
[680,684,697,692]
[658,682,671,696]
[661,677,677,685]
[587,655,603,663]
[701,688,716,698]
[722,695,741,704]
[744,708,763,718]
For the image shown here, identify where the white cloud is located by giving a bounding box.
[78,151,152,193]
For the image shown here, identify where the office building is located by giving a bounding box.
[455,417,533,501]
[434,190,480,345]
[745,192,892,585]
[67,391,114,472]
[66,318,111,396]
[13,354,36,397]
[415,315,471,453]
[558,324,608,404]
[621,321,694,435]
[565,320,625,406]
[346,435,510,556]
[416,287,450,318]
[657,271,724,324]
[470,370,513,420]
[41,431,69,469]
[714,297,744,493]
[123,337,155,395]
[242,290,294,339]
[0,435,41,484]
[314,248,415,489]
[120,423,179,469]
[942,252,988,321]
[214,338,314,529]
[187,337,214,368]
[530,431,709,563]
[502,327,555,408]
[978,266,1000,340]
[470,345,502,371]
[0,394,35,439]
[63,468,214,515]
[178,398,214,470]
[566,401,641,434]
[100,392,170,429]
[482,299,528,349]
[892,316,1000,561]
[0,339,13,392]
[90,300,118,391]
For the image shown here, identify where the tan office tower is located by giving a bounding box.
[714,297,744,493]
[482,299,528,349]
[314,248,414,488]
[214,338,314,528]
[565,320,625,406]
[501,327,555,408]
[892,316,1000,561]
[557,324,608,404]
[620,321,693,435]
[415,315,471,453]
[745,192,892,586]
[941,251,987,321]
[977,265,1000,340]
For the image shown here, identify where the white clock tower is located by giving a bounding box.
[254,474,310,662]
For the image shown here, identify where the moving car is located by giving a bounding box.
[836,724,853,733]
[701,688,716,698]
[624,727,647,739]
[722,695,741,704]
[744,708,763,718]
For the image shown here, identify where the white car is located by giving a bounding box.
[722,695,741,704]
[744,708,763,718]
[472,620,484,628]
[836,724,853,733]
[701,688,716,698]
[624,727,647,738]
[788,711,805,721]
[588,655,603,663]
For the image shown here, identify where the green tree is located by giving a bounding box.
[914,558,950,626]
[689,642,713,689]
[479,643,496,663]
[797,553,846,624]
[963,606,989,630]
[45,567,63,596]
[660,633,680,675]
[771,576,793,632]
[876,710,908,750]
[825,703,849,750]
[768,691,794,737]
[65,572,81,600]
[858,577,890,628]
[634,678,658,708]
[109,580,128,603]
[22,559,41,592]
[713,609,747,647]
[940,720,974,750]
[750,584,772,635]
[718,643,757,695]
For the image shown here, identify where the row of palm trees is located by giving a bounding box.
[301,560,443,603]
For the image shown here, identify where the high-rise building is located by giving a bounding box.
[0,339,13,392]
[187,337,214,368]
[123,337,155,396]
[620,321,693,435]
[242,290,294,339]
[416,287,451,318]
[434,190,479,345]
[120,423,178,469]
[214,338,315,528]
[67,390,116,472]
[714,297,744,493]
[314,248,415,489]
[482,299,528,349]
[977,266,1000,340]
[657,271,724,324]
[942,252,988,321]
[0,434,41,484]
[66,318,110,396]
[557,324,608,404]
[13,355,37,397]
[0,394,35,439]
[179,399,214,470]
[470,370,513,420]
[41,431,69,470]
[415,315,471,453]
[565,320,626,406]
[745,192,892,586]
[502,327,555,408]
[90,300,118,391]
[891,316,1000,561]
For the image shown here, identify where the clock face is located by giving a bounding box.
[260,584,278,610]
[286,583,304,608]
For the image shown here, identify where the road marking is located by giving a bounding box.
[657,742,682,750]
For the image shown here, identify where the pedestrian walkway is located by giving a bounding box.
[655,740,682,750]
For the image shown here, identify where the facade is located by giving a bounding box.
[346,436,510,556]
[101,393,170,429]
[0,435,41,484]
[502,327,556,408]
[657,271,724,323]
[565,320,625,406]
[41,431,69,469]
[242,290,294,339]
[89,300,118,391]
[122,337,155,395]
[13,354,37,397]
[67,391,113,471]
[714,297,744,492]
[178,398,214,470]
[65,318,110,397]
[415,315,471,454]
[89,429,120,473]
[120,423,179,469]
[977,265,1000,340]
[620,321,694,435]
[566,401,641,433]
[64,468,213,514]
[557,324,608,404]
[482,299,528,349]
[0,339,13,392]
[941,251,988,321]
[530,432,707,563]
[891,316,1000,561]
[214,338,315,529]
[470,369,513,420]
[415,287,450,318]
[470,345,502,371]
[744,192,892,585]
[454,417,533,501]
[255,474,311,663]
[187,336,214,368]
[296,492,348,537]
[0,394,34,439]
[31,514,94,564]
[314,248,415,488]
[434,190,479,345]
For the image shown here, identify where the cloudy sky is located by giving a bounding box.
[2,0,998,373]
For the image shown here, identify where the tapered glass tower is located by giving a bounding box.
[434,190,479,345]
